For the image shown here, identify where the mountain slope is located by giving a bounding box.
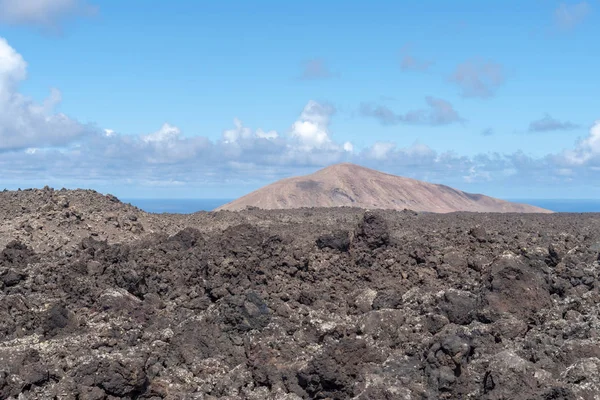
[217,163,551,213]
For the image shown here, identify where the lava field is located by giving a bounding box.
[2,188,600,399]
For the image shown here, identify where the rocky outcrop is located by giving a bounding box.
[1,189,599,399]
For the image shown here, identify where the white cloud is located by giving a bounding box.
[5,110,600,194]
[406,142,436,157]
[0,37,89,150]
[366,142,396,160]
[0,0,96,28]
[561,120,600,165]
[142,123,181,143]
[463,166,491,183]
[222,118,278,143]
[256,128,278,139]
[583,121,600,153]
[291,120,330,147]
[0,37,27,85]
[120,124,211,164]
[223,118,252,143]
[290,100,335,149]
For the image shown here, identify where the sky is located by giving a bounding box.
[0,0,599,199]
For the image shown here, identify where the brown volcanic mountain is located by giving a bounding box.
[217,163,551,213]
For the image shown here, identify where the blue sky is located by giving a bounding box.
[0,0,599,199]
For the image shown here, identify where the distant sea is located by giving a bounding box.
[508,199,600,213]
[122,198,600,214]
[123,199,233,214]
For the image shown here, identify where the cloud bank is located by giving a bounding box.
[1,37,600,195]
[0,38,91,151]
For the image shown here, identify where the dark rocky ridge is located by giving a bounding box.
[1,188,600,399]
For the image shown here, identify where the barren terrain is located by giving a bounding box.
[217,163,550,213]
[1,188,600,399]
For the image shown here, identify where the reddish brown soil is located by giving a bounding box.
[217,163,551,213]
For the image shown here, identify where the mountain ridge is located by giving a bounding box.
[217,163,551,213]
